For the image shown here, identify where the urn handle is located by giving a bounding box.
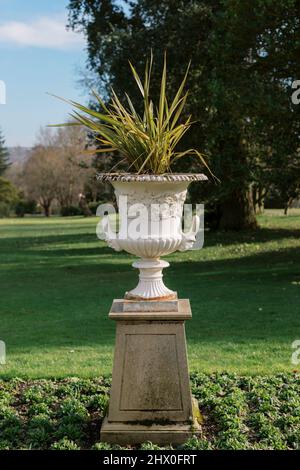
[179,214,200,252]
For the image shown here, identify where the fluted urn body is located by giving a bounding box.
[98,174,207,300]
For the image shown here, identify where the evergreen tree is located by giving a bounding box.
[0,128,10,175]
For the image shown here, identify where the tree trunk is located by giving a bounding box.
[252,185,258,214]
[284,197,294,215]
[257,186,265,214]
[219,187,258,230]
[255,186,266,215]
[41,201,51,217]
[43,205,50,217]
[79,194,92,217]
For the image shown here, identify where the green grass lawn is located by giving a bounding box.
[0,210,300,378]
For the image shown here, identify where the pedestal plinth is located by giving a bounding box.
[100,299,201,445]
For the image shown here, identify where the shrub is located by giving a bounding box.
[60,205,82,217]
[0,177,18,217]
[0,201,11,217]
[88,201,102,215]
[15,199,37,217]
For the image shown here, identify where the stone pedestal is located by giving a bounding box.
[100,299,201,445]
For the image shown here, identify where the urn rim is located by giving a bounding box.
[96,173,208,183]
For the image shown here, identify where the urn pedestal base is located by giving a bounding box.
[100,299,202,445]
[124,259,177,301]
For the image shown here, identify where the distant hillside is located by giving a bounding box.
[8,147,31,164]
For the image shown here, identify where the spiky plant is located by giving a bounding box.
[53,54,209,175]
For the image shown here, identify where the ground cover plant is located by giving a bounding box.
[0,373,299,450]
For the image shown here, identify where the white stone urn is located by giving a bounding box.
[97,173,207,300]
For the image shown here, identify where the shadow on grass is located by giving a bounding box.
[1,222,300,355]
[1,224,300,253]
[203,226,300,248]
[1,245,299,350]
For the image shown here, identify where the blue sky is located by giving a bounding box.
[0,0,88,147]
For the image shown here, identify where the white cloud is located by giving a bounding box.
[0,15,84,50]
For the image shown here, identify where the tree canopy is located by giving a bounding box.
[67,0,300,229]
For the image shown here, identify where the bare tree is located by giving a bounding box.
[22,126,95,216]
[23,144,58,216]
[52,126,93,211]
